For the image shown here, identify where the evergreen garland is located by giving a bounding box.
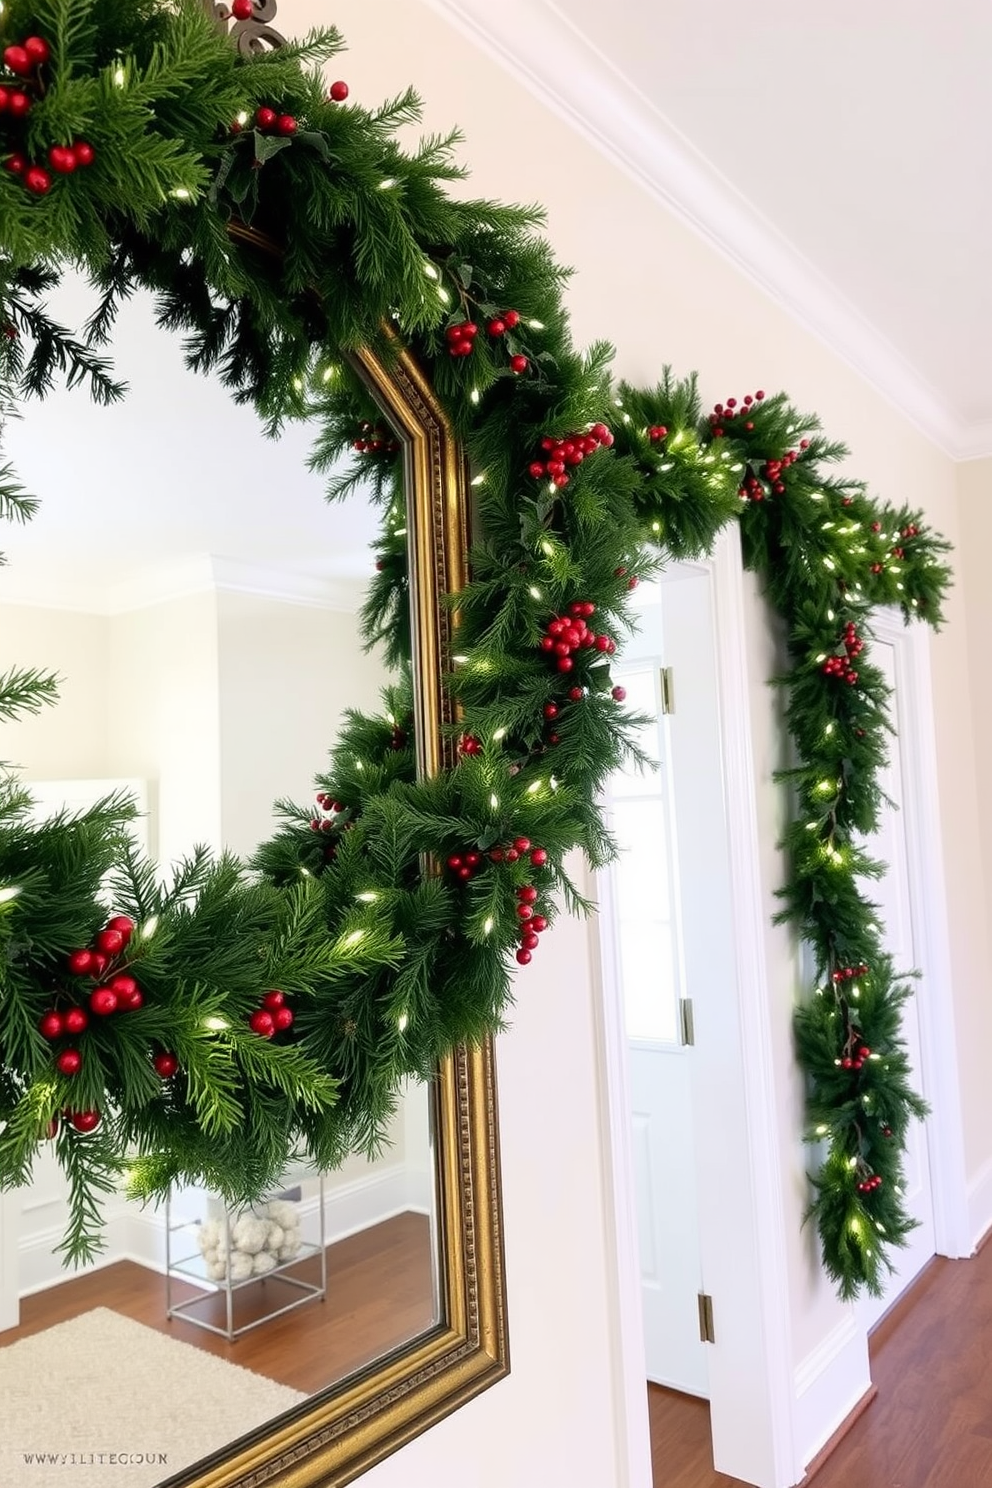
[0,0,952,1297]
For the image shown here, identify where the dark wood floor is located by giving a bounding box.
[2,1210,436,1395]
[650,1236,992,1487]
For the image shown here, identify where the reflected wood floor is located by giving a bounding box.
[650,1236,992,1487]
[1,1211,436,1396]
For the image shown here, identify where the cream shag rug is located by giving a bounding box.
[0,1307,307,1488]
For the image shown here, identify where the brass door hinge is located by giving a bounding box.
[697,1292,715,1344]
[660,666,675,715]
[679,997,695,1047]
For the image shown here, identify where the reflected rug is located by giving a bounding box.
[0,1307,307,1488]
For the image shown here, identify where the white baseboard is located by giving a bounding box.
[17,1199,151,1299]
[17,1162,431,1301]
[967,1157,992,1251]
[792,1313,871,1474]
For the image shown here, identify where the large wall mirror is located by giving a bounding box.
[0,65,507,1484]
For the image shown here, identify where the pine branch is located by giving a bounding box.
[0,666,60,721]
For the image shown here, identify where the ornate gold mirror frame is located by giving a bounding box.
[161,306,507,1487]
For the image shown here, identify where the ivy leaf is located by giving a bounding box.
[252,132,293,165]
[455,262,474,290]
[298,131,335,163]
[210,149,239,205]
[227,171,256,210]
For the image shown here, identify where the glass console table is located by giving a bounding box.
[164,1174,327,1341]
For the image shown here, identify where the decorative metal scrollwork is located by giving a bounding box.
[200,0,286,55]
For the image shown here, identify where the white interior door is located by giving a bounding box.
[857,629,936,1329]
[601,564,739,1400]
[602,643,708,1396]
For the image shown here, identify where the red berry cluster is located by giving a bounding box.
[2,35,49,77]
[252,106,297,135]
[43,911,170,1134]
[0,87,32,119]
[446,849,482,882]
[65,915,135,974]
[539,603,615,675]
[889,527,918,560]
[822,621,863,685]
[2,34,96,195]
[353,421,400,455]
[831,963,869,983]
[308,793,349,862]
[5,137,95,195]
[760,445,806,493]
[248,989,294,1039]
[42,917,151,1081]
[309,792,343,832]
[484,310,519,337]
[445,310,526,372]
[514,883,549,966]
[841,1040,872,1072]
[328,80,349,102]
[613,564,640,592]
[489,838,548,870]
[647,425,668,442]
[69,917,143,1015]
[857,1173,883,1195]
[527,423,613,489]
[709,390,764,437]
[738,470,766,502]
[459,734,482,757]
[444,319,477,356]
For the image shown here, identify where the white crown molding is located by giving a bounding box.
[208,556,368,614]
[954,423,992,463]
[421,0,989,461]
[0,554,367,615]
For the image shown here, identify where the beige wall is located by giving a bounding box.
[952,457,992,1175]
[216,591,387,858]
[106,590,222,865]
[0,603,110,779]
[286,1,992,1482]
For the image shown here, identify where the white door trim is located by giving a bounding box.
[867,609,971,1257]
[704,525,798,1486]
[0,1187,20,1332]
[587,896,655,1488]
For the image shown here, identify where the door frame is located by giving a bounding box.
[590,525,797,1488]
[590,530,970,1488]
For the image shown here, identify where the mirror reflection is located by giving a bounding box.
[0,279,441,1486]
